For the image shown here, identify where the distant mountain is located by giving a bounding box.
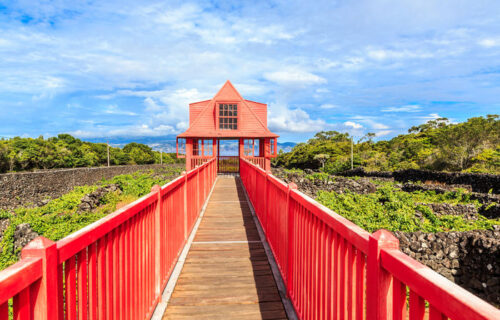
[86,136,296,153]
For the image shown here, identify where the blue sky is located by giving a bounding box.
[0,0,499,142]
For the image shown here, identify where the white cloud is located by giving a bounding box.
[264,69,326,87]
[320,104,338,109]
[382,104,422,112]
[371,122,389,130]
[268,103,327,133]
[344,121,363,129]
[376,130,393,136]
[315,88,330,93]
[71,123,177,138]
[102,105,137,116]
[478,38,500,48]
[367,49,434,60]
[144,97,161,112]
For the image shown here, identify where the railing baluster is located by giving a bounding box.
[13,287,31,320]
[89,243,97,320]
[77,249,88,320]
[409,290,425,320]
[0,301,8,319]
[65,256,77,320]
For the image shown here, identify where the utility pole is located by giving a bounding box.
[107,142,110,167]
[351,137,354,170]
[160,149,163,165]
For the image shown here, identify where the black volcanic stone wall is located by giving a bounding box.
[394,228,500,306]
[0,164,179,211]
[338,168,500,194]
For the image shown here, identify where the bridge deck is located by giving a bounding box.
[162,176,288,319]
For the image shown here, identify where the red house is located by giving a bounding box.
[177,81,278,172]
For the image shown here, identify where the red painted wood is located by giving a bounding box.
[20,237,61,320]
[88,243,97,320]
[240,158,499,320]
[0,257,41,305]
[0,302,8,319]
[64,256,77,320]
[393,278,407,320]
[429,305,447,320]
[366,230,399,320]
[13,287,31,320]
[355,249,365,320]
[409,290,425,320]
[77,249,88,320]
[177,81,278,139]
[381,248,500,320]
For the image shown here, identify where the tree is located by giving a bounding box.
[314,154,330,168]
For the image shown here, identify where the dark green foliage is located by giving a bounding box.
[316,183,499,233]
[275,115,500,173]
[0,134,183,173]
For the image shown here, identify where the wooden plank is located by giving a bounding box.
[163,176,287,319]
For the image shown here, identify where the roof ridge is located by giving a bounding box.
[185,81,235,131]
[220,81,271,134]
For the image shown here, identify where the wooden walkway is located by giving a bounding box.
[162,176,288,319]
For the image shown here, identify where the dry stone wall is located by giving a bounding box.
[394,228,500,306]
[338,168,500,194]
[0,164,181,211]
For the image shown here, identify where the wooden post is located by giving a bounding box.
[185,138,193,171]
[183,171,188,239]
[107,142,110,167]
[212,138,217,158]
[286,182,298,292]
[264,138,271,172]
[367,229,399,320]
[239,138,244,157]
[151,185,162,296]
[21,237,61,320]
[239,138,244,171]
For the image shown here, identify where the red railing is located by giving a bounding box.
[239,158,500,320]
[0,158,217,320]
[245,156,265,169]
[191,156,213,168]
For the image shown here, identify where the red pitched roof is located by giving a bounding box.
[178,81,279,138]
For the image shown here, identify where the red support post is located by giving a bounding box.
[286,182,298,292]
[367,229,399,320]
[264,173,269,233]
[185,139,193,171]
[183,171,188,239]
[151,185,162,296]
[21,237,61,320]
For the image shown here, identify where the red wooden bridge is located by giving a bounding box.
[1,82,499,319]
[1,158,499,319]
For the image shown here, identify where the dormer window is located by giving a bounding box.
[219,103,237,130]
